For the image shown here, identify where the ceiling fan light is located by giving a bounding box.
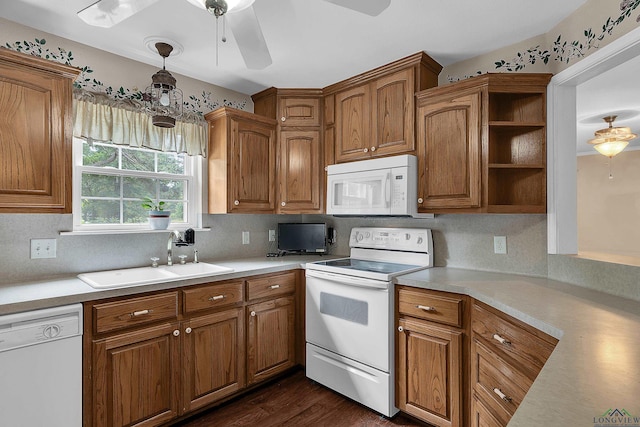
[226,0,255,12]
[592,140,629,157]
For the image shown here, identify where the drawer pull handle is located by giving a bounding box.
[493,333,511,345]
[209,295,225,301]
[417,305,436,312]
[131,309,151,317]
[269,284,280,289]
[493,388,512,402]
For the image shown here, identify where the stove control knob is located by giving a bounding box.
[417,236,424,244]
[405,233,410,240]
[357,233,364,242]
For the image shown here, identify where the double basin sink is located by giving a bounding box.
[78,262,234,289]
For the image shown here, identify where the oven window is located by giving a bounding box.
[319,292,368,325]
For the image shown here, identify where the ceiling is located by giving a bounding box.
[576,53,640,154]
[0,0,589,95]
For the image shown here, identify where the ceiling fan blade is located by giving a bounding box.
[226,5,273,70]
[77,0,160,28]
[324,0,391,16]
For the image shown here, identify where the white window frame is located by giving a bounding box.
[72,138,203,232]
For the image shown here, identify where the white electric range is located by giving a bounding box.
[305,227,433,417]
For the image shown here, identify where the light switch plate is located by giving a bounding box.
[268,229,276,242]
[31,238,57,259]
[242,231,250,245]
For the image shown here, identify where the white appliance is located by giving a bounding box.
[0,303,83,427]
[305,227,433,416]
[326,154,417,216]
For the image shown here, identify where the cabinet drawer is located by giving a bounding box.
[182,280,244,313]
[472,303,557,377]
[247,272,296,301]
[472,338,531,420]
[93,292,178,334]
[397,287,463,328]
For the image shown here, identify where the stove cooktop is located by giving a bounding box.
[312,258,421,275]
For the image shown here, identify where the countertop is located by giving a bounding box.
[1,260,639,426]
[397,268,640,427]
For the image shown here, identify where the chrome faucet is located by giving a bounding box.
[167,229,196,266]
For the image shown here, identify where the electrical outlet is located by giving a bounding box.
[242,231,250,245]
[494,236,507,254]
[31,238,57,259]
[268,229,276,242]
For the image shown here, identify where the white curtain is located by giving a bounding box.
[72,90,208,157]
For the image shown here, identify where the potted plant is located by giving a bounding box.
[141,197,171,230]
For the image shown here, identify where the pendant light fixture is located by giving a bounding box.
[144,42,183,128]
[588,115,637,157]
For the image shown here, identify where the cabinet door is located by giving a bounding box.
[0,52,77,213]
[417,90,482,210]
[181,307,245,414]
[471,394,506,427]
[229,117,276,212]
[278,97,321,127]
[92,322,180,427]
[278,130,322,213]
[372,68,415,157]
[334,84,371,162]
[397,317,463,427]
[247,295,295,385]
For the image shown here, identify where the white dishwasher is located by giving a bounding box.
[0,303,83,427]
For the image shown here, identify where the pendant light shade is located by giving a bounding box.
[588,115,637,158]
[144,42,183,128]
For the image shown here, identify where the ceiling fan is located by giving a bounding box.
[77,0,391,70]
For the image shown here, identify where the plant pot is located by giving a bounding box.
[148,210,171,230]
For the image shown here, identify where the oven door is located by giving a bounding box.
[305,269,392,372]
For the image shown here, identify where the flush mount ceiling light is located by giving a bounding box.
[588,115,637,158]
[143,42,183,128]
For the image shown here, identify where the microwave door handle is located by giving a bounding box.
[384,172,391,207]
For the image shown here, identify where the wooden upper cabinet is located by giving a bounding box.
[326,52,442,164]
[251,88,324,213]
[416,89,482,210]
[206,107,277,213]
[415,73,551,214]
[334,83,372,162]
[278,130,321,212]
[372,68,415,157]
[278,97,321,127]
[0,48,80,213]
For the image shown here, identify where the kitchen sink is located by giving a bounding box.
[78,263,234,289]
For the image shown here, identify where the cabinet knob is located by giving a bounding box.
[371,146,376,152]
[250,311,256,317]
[185,327,192,334]
[234,200,240,206]
[363,148,369,153]
[493,333,511,345]
[281,201,286,207]
[417,198,424,204]
[281,116,286,122]
[397,326,404,332]
[173,329,180,337]
[493,387,512,402]
[416,305,436,312]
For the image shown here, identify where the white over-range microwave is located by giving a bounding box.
[326,154,418,216]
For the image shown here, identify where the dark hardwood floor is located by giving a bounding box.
[175,370,426,427]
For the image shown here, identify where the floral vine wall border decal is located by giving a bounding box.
[4,38,247,115]
[447,0,640,82]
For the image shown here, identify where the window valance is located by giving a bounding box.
[72,90,208,157]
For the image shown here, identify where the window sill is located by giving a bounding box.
[59,228,211,236]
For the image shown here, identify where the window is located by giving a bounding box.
[72,138,202,231]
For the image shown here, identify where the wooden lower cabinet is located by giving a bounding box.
[247,295,296,385]
[471,393,505,427]
[181,307,245,414]
[85,272,298,427]
[91,322,181,427]
[396,317,463,427]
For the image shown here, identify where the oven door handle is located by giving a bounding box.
[306,269,389,289]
